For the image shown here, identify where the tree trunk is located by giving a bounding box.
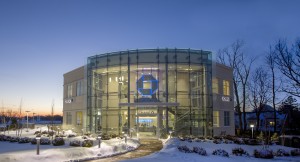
[272,70,276,132]
[233,80,243,133]
[243,86,247,131]
[256,112,260,132]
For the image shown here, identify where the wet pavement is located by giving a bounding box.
[88,139,163,162]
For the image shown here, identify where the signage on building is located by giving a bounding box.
[222,96,230,102]
[138,110,156,115]
[65,98,73,103]
[137,74,158,96]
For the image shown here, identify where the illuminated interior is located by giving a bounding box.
[86,49,213,138]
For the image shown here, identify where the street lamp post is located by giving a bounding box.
[97,136,102,148]
[169,130,173,139]
[269,121,274,145]
[25,111,30,132]
[36,136,41,155]
[124,133,128,145]
[250,124,254,139]
[33,113,36,124]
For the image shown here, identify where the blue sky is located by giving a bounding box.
[0,0,300,115]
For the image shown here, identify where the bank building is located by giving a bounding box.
[63,49,234,138]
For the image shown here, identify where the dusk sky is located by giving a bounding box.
[1,0,300,115]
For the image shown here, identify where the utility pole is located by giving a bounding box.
[51,100,54,131]
[1,100,4,124]
[25,110,30,132]
[18,99,22,136]
[32,112,36,124]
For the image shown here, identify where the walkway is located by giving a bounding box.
[88,139,163,162]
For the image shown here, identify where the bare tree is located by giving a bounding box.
[237,54,255,131]
[217,40,243,132]
[273,39,300,97]
[1,101,5,124]
[217,40,255,132]
[265,47,281,132]
[51,100,54,132]
[248,67,271,131]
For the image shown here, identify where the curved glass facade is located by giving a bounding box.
[87,49,213,137]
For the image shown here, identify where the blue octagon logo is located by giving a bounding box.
[137,74,158,96]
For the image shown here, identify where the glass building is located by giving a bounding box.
[86,49,213,138]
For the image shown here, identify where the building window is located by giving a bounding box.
[66,112,72,125]
[76,80,83,96]
[67,84,73,98]
[212,78,219,94]
[76,111,82,125]
[224,111,230,126]
[223,80,230,96]
[213,111,219,127]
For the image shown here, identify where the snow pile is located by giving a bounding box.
[64,130,77,137]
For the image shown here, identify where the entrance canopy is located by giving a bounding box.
[119,102,179,107]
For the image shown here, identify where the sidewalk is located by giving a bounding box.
[88,139,163,162]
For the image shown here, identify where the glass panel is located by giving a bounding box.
[212,78,219,94]
[97,55,107,67]
[224,111,230,126]
[76,111,83,126]
[66,112,72,125]
[120,52,128,65]
[85,49,214,136]
[213,111,219,127]
[67,84,72,98]
[167,50,176,63]
[129,50,138,64]
[223,80,230,96]
[190,51,203,64]
[107,54,120,66]
[167,68,176,98]
[138,51,158,63]
[176,51,189,63]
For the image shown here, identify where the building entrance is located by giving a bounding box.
[136,108,158,138]
[119,102,179,139]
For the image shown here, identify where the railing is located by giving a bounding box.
[176,110,194,123]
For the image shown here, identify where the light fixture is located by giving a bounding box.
[36,136,41,155]
[250,124,254,139]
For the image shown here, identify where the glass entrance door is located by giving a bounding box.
[136,108,157,138]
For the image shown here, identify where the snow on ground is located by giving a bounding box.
[122,138,300,162]
[0,125,139,162]
[1,126,299,162]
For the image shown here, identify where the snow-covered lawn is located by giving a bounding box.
[1,126,299,162]
[0,126,139,162]
[122,138,300,162]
